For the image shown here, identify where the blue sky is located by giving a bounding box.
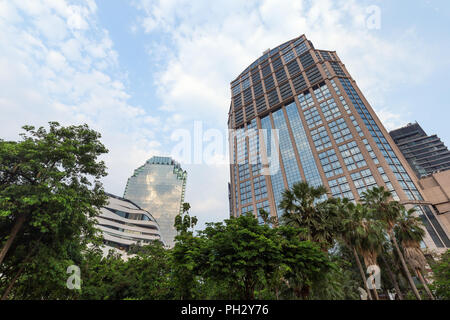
[0,0,449,230]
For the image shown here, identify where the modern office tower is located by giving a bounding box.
[389,122,450,178]
[228,34,450,250]
[123,156,187,248]
[98,193,161,256]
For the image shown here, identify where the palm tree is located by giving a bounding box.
[379,241,404,300]
[333,198,373,300]
[361,186,422,300]
[279,181,337,251]
[258,208,278,227]
[355,208,386,300]
[395,207,434,300]
[278,181,340,300]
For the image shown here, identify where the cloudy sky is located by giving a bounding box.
[1,0,449,230]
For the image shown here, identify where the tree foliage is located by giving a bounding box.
[1,124,442,301]
[430,250,450,300]
[0,122,108,299]
[279,181,339,250]
[199,213,282,300]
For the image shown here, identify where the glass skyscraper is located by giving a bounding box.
[123,156,187,248]
[228,34,450,250]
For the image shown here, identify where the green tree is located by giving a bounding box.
[2,238,85,299]
[0,122,108,299]
[332,198,374,300]
[258,208,278,227]
[79,242,172,300]
[174,202,197,234]
[333,198,386,300]
[276,225,333,299]
[361,186,422,300]
[429,250,450,300]
[79,248,128,300]
[395,207,434,299]
[309,244,361,300]
[199,213,281,300]
[355,209,385,300]
[127,242,172,299]
[279,181,337,250]
[171,202,204,299]
[379,241,406,300]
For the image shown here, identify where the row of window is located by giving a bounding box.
[319,149,344,178]
[339,78,422,201]
[339,141,367,171]
[232,56,334,122]
[350,168,377,197]
[233,76,430,220]
[233,56,343,113]
[311,126,332,151]
[231,38,309,96]
[261,115,284,216]
[285,102,324,188]
[272,108,303,192]
[329,118,353,144]
[304,106,322,129]
[328,176,354,200]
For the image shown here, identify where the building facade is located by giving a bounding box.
[123,156,187,248]
[389,122,450,178]
[228,34,450,251]
[418,171,450,237]
[98,194,161,256]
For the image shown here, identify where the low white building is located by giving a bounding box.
[97,193,163,258]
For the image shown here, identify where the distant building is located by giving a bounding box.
[123,156,187,248]
[227,34,450,251]
[418,171,450,247]
[97,193,162,257]
[389,122,450,178]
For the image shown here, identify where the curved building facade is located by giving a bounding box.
[228,34,450,251]
[98,193,162,255]
[123,156,187,248]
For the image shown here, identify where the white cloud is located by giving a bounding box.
[136,0,436,130]
[1,0,442,230]
[35,14,68,41]
[60,38,82,62]
[376,108,410,132]
[0,0,162,197]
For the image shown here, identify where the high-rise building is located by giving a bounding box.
[98,193,161,257]
[389,122,450,178]
[123,156,187,248]
[228,34,450,251]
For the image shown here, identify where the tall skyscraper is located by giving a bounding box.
[228,34,450,250]
[124,156,187,248]
[389,122,450,178]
